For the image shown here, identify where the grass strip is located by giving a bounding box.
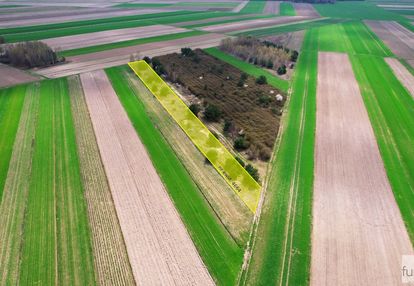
[106,66,243,286]
[242,28,318,286]
[280,2,296,16]
[60,30,205,57]
[0,84,26,201]
[240,0,267,14]
[205,47,289,92]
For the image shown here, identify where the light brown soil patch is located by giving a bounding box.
[385,57,414,98]
[80,70,213,285]
[42,25,188,51]
[233,0,249,13]
[311,52,414,285]
[263,30,305,51]
[293,3,319,17]
[0,64,38,88]
[263,0,280,14]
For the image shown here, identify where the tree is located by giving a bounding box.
[245,164,260,182]
[0,36,4,44]
[256,75,267,85]
[204,104,221,121]
[151,58,165,75]
[235,156,245,167]
[290,50,299,62]
[181,47,194,57]
[189,103,201,116]
[277,65,287,75]
[143,56,152,64]
[234,136,249,150]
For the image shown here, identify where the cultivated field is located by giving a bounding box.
[293,3,320,17]
[385,57,414,97]
[80,70,213,285]
[41,25,188,51]
[312,51,414,285]
[263,0,280,14]
[0,64,38,88]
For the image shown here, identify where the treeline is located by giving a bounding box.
[220,37,298,75]
[0,41,64,68]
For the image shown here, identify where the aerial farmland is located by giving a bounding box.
[0,0,413,285]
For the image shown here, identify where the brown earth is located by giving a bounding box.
[0,64,39,88]
[262,30,305,51]
[155,49,285,161]
[232,0,249,13]
[172,13,259,27]
[293,3,319,17]
[80,70,213,285]
[263,0,280,14]
[35,33,230,78]
[312,52,414,286]
[42,25,188,51]
[385,57,414,98]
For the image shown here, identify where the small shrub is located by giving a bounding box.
[259,146,272,161]
[151,58,165,75]
[234,136,249,150]
[258,95,271,107]
[245,164,260,182]
[204,104,221,121]
[277,65,287,75]
[235,156,245,167]
[266,60,273,69]
[223,119,232,133]
[0,36,4,44]
[237,79,244,87]
[256,75,267,85]
[290,50,299,62]
[181,47,194,57]
[143,56,151,64]
[189,103,201,116]
[241,73,248,81]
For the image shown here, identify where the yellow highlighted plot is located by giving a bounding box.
[129,60,261,212]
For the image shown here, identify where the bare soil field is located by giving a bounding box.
[0,1,116,8]
[35,33,229,78]
[366,20,414,65]
[385,58,414,98]
[42,25,188,51]
[293,3,319,17]
[68,76,135,286]
[263,30,305,51]
[0,8,173,28]
[173,13,259,27]
[312,52,414,286]
[378,4,414,8]
[233,0,249,13]
[263,0,280,14]
[0,64,38,88]
[200,16,314,33]
[80,70,213,285]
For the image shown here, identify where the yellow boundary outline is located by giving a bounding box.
[129,60,261,212]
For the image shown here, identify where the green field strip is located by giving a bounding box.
[280,2,296,16]
[19,79,96,285]
[233,17,346,37]
[240,0,267,13]
[106,66,243,285]
[183,14,276,28]
[113,3,173,8]
[205,47,289,92]
[242,28,318,286]
[0,85,26,202]
[129,60,261,212]
[59,30,205,57]
[174,1,239,8]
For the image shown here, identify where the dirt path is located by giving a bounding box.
[385,58,414,98]
[36,33,229,78]
[42,25,188,51]
[263,0,280,14]
[233,0,249,13]
[311,52,414,285]
[293,3,319,17]
[81,70,214,285]
[0,64,38,88]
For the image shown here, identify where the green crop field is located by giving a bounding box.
[106,66,244,286]
[205,47,289,92]
[59,30,205,57]
[240,0,266,13]
[280,2,296,16]
[0,85,26,201]
[242,28,318,286]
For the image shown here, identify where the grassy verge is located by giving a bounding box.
[240,0,266,13]
[0,85,26,201]
[60,30,205,57]
[205,47,289,92]
[242,28,318,286]
[280,2,296,16]
[106,66,243,286]
[19,79,96,285]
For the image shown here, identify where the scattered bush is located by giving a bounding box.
[259,146,272,161]
[151,58,165,75]
[256,75,267,85]
[277,65,287,75]
[234,136,249,150]
[204,104,221,121]
[241,72,248,81]
[290,50,299,62]
[258,95,271,107]
[181,47,195,57]
[235,156,245,167]
[223,119,233,133]
[0,36,4,44]
[143,56,152,64]
[189,103,201,116]
[245,164,260,182]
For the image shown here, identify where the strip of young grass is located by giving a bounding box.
[60,30,205,57]
[242,28,318,286]
[18,78,96,285]
[279,2,296,16]
[0,85,26,201]
[205,47,289,92]
[240,0,266,14]
[106,66,243,286]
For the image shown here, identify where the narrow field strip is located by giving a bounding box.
[0,85,39,285]
[242,28,318,286]
[280,2,296,16]
[205,47,289,92]
[293,3,319,17]
[19,78,96,285]
[0,63,38,88]
[312,52,413,285]
[80,70,213,285]
[385,57,414,97]
[129,60,261,212]
[106,66,243,285]
[0,84,26,201]
[240,1,267,14]
[264,0,280,15]
[68,76,135,286]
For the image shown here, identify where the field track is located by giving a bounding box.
[293,3,319,17]
[263,0,280,14]
[80,70,214,285]
[0,64,38,88]
[385,58,414,97]
[312,52,414,285]
[36,33,229,78]
[42,25,188,51]
[68,76,135,286]
[233,1,249,13]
